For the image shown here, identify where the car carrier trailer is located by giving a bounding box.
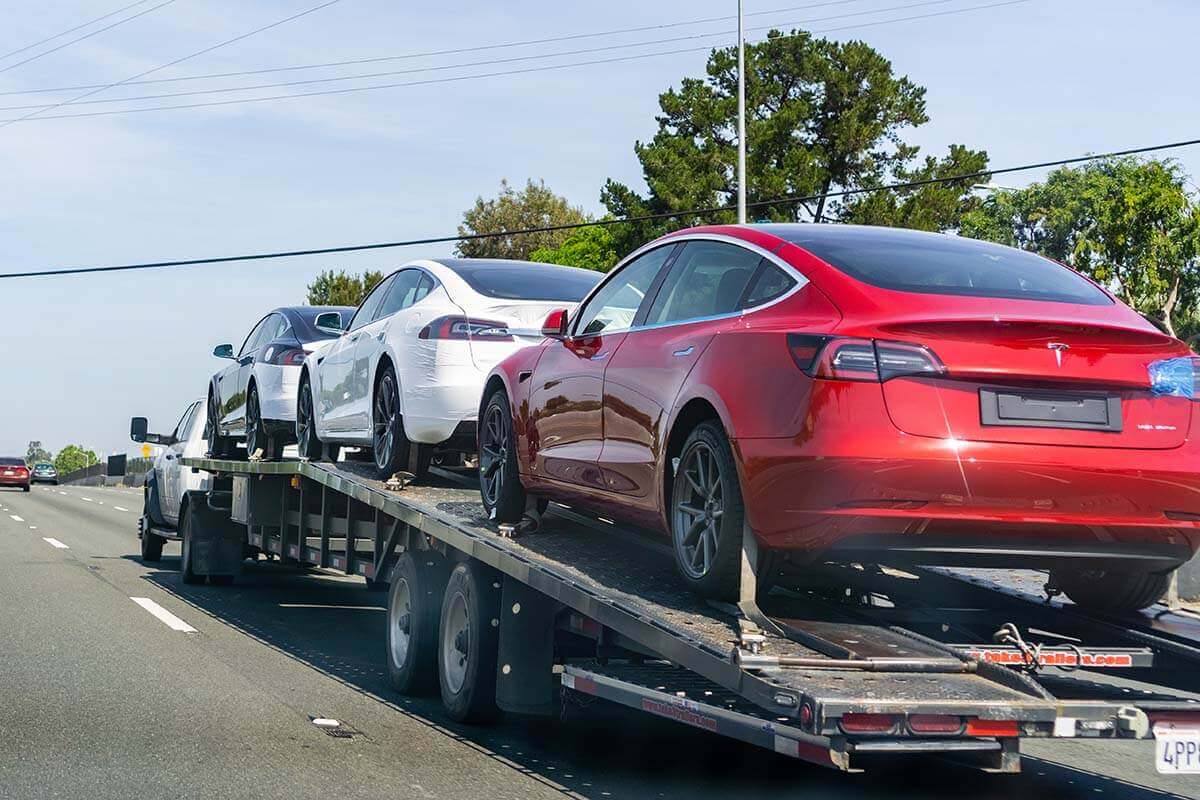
[175,456,1200,775]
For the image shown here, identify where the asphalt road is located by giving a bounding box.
[0,483,1196,800]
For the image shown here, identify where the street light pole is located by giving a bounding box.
[736,0,747,224]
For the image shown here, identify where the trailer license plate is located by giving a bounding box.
[1157,731,1200,774]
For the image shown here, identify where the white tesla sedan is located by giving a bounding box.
[296,258,600,477]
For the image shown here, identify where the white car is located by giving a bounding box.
[130,400,210,561]
[205,305,355,459]
[296,258,600,477]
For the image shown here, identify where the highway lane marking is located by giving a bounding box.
[130,597,197,633]
[81,497,93,502]
[28,526,36,530]
[42,537,69,549]
[57,491,66,495]
[8,515,22,522]
[113,506,129,512]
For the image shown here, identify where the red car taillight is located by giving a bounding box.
[789,335,945,383]
[268,346,308,366]
[418,316,513,341]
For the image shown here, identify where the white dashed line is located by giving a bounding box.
[130,597,197,633]
[81,497,93,503]
[113,506,129,512]
[28,526,37,530]
[42,537,69,549]
[9,515,22,522]
[58,491,66,495]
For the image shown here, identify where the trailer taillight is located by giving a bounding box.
[908,714,964,735]
[839,713,898,734]
[965,719,1019,737]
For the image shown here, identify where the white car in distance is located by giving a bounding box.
[130,400,209,562]
[297,258,601,478]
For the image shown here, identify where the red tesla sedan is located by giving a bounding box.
[479,224,1200,610]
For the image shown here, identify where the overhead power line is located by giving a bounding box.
[0,0,344,129]
[4,136,1197,280]
[0,0,1031,123]
[0,0,878,96]
[0,0,964,113]
[0,0,158,60]
[0,0,180,77]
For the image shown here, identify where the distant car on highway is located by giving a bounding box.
[296,259,600,478]
[206,305,355,459]
[0,457,30,492]
[30,462,58,484]
[130,400,209,561]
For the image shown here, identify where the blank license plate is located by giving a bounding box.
[980,388,1122,432]
[1157,731,1200,774]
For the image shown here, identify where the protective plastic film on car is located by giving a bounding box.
[1149,356,1200,400]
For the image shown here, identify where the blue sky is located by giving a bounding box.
[1,0,1197,457]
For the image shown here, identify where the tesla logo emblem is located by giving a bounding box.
[1047,342,1070,367]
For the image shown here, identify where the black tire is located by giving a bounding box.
[22,483,30,493]
[479,390,529,524]
[180,504,203,584]
[297,373,324,461]
[140,525,164,562]
[1051,568,1171,613]
[372,365,419,479]
[206,391,236,459]
[438,560,501,723]
[387,551,449,695]
[245,384,273,460]
[669,421,746,599]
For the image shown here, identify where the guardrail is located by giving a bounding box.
[59,457,153,487]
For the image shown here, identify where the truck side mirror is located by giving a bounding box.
[130,416,148,442]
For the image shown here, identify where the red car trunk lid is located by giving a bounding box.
[876,318,1192,449]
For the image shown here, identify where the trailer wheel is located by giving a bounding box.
[1051,567,1170,613]
[180,504,203,585]
[669,421,745,599]
[479,389,530,524]
[438,560,501,722]
[387,551,448,695]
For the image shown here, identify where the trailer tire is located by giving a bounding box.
[180,504,203,585]
[1051,567,1170,613]
[387,551,448,695]
[438,560,501,722]
[479,389,529,524]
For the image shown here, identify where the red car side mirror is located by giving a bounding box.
[541,308,569,340]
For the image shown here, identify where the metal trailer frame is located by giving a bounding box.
[180,456,1200,775]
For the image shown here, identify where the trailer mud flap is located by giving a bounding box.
[186,490,246,577]
[495,576,559,715]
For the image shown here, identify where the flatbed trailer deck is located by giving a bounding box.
[179,456,1200,775]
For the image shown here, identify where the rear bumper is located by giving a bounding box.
[403,378,484,445]
[0,476,30,486]
[733,383,1200,571]
[254,364,301,424]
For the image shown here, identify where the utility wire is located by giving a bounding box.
[0,0,343,129]
[4,136,1197,280]
[0,0,962,112]
[0,0,876,96]
[0,0,1030,123]
[1,0,157,60]
[0,0,180,77]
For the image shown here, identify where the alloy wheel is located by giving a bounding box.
[479,404,509,506]
[297,382,315,455]
[673,442,724,580]
[246,388,262,457]
[373,372,399,470]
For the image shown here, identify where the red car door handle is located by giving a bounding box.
[673,346,694,357]
[590,351,609,361]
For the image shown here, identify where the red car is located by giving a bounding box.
[0,457,31,492]
[479,224,1200,611]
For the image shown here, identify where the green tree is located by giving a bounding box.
[961,158,1200,338]
[306,269,385,306]
[529,224,619,272]
[602,30,987,254]
[55,445,98,475]
[457,179,589,259]
[25,440,52,465]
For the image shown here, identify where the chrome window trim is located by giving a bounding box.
[568,232,809,337]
